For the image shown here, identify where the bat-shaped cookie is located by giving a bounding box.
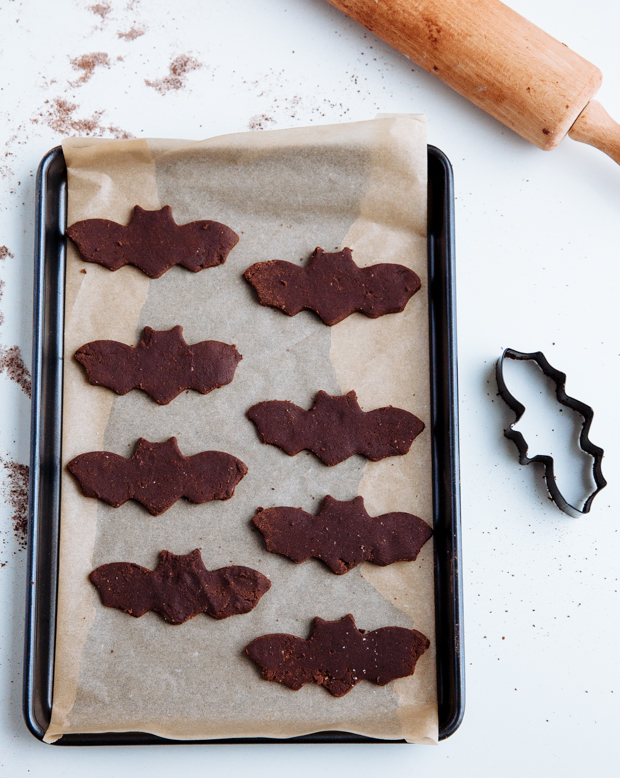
[247,390,424,466]
[243,247,421,325]
[246,614,429,697]
[90,549,271,624]
[75,325,242,404]
[67,437,247,515]
[252,495,432,574]
[66,205,239,278]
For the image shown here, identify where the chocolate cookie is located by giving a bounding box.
[247,390,424,466]
[75,325,242,404]
[244,247,421,325]
[67,437,247,515]
[246,614,429,696]
[66,205,239,278]
[91,549,270,624]
[253,495,432,574]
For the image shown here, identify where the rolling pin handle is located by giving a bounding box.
[569,100,620,166]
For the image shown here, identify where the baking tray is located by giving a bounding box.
[24,144,463,745]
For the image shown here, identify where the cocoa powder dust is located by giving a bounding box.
[0,457,29,557]
[69,52,111,86]
[145,54,201,94]
[34,97,133,139]
[117,27,145,41]
[248,114,275,131]
[0,344,32,397]
[0,247,14,260]
[89,2,111,21]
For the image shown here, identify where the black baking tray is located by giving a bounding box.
[24,145,463,745]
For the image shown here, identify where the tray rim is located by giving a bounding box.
[24,143,464,745]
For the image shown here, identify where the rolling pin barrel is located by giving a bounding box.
[328,0,619,162]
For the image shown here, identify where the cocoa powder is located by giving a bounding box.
[248,114,275,131]
[0,344,32,397]
[1,457,29,552]
[89,2,111,21]
[34,97,133,139]
[69,52,111,86]
[117,27,145,41]
[145,54,201,94]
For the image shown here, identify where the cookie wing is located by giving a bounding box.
[66,218,128,271]
[176,220,240,272]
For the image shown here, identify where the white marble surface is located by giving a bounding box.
[1,0,619,774]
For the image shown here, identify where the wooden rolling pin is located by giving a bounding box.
[326,0,620,164]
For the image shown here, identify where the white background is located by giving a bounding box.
[1,0,619,775]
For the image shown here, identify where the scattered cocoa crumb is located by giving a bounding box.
[80,269,87,274]
[34,97,133,139]
[145,54,201,94]
[0,345,32,397]
[248,114,275,131]
[0,457,29,551]
[69,52,111,86]
[89,2,111,21]
[117,27,145,41]
[0,246,14,260]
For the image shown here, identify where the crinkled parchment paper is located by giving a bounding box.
[45,117,436,744]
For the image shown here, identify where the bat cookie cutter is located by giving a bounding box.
[495,348,606,517]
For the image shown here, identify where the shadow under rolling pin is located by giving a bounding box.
[326,0,620,165]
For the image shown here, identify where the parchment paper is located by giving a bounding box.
[45,117,436,744]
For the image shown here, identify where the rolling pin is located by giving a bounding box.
[326,0,620,164]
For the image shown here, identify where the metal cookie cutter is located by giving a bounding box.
[496,348,606,517]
